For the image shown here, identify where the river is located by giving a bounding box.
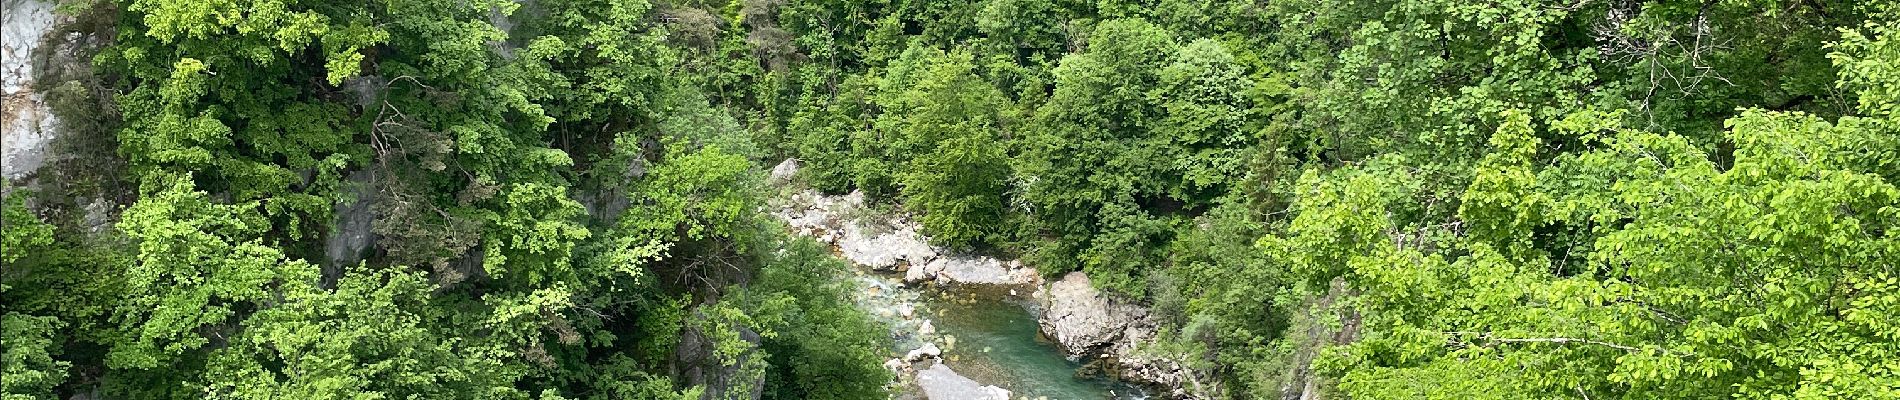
[850,267,1149,400]
[770,167,1154,399]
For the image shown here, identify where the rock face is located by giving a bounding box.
[2,0,57,103]
[1039,271,1202,398]
[2,0,63,180]
[673,310,766,400]
[323,170,378,288]
[914,363,1011,400]
[1039,272,1153,356]
[1279,278,1362,400]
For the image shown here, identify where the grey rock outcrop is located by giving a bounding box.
[673,309,766,400]
[905,256,1028,286]
[323,170,378,288]
[837,217,938,271]
[1038,271,1202,398]
[774,188,934,269]
[1039,272,1154,356]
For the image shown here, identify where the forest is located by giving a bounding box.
[0,0,1895,398]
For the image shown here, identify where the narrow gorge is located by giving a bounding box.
[4,0,1894,399]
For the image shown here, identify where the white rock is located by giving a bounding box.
[930,256,1015,285]
[1009,267,1043,287]
[904,257,941,284]
[837,220,937,271]
[3,0,63,180]
[914,363,1011,400]
[3,0,58,95]
[905,343,942,362]
[917,320,936,337]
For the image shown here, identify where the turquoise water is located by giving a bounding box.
[917,285,1149,400]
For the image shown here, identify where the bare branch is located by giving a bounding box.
[1489,337,1640,351]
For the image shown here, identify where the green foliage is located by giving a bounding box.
[1155,39,1255,197]
[1458,110,1552,261]
[480,182,591,286]
[1312,107,1900,400]
[0,199,76,400]
[12,0,892,395]
[1,314,68,400]
[13,0,1896,397]
[625,139,763,245]
[902,133,1009,247]
[106,0,384,237]
[747,2,1893,396]
[748,238,892,400]
[108,175,320,371]
[788,112,859,193]
[976,0,1068,60]
[0,193,54,266]
[199,270,522,398]
[880,48,1013,247]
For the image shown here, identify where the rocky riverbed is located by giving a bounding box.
[768,159,1200,399]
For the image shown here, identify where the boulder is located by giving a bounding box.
[767,158,799,186]
[905,342,942,362]
[322,170,377,288]
[1008,265,1042,287]
[904,257,944,284]
[1037,271,1207,397]
[771,190,855,237]
[917,319,936,337]
[1116,353,1199,398]
[1038,272,1154,356]
[929,256,1014,285]
[906,255,1044,287]
[914,363,1011,400]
